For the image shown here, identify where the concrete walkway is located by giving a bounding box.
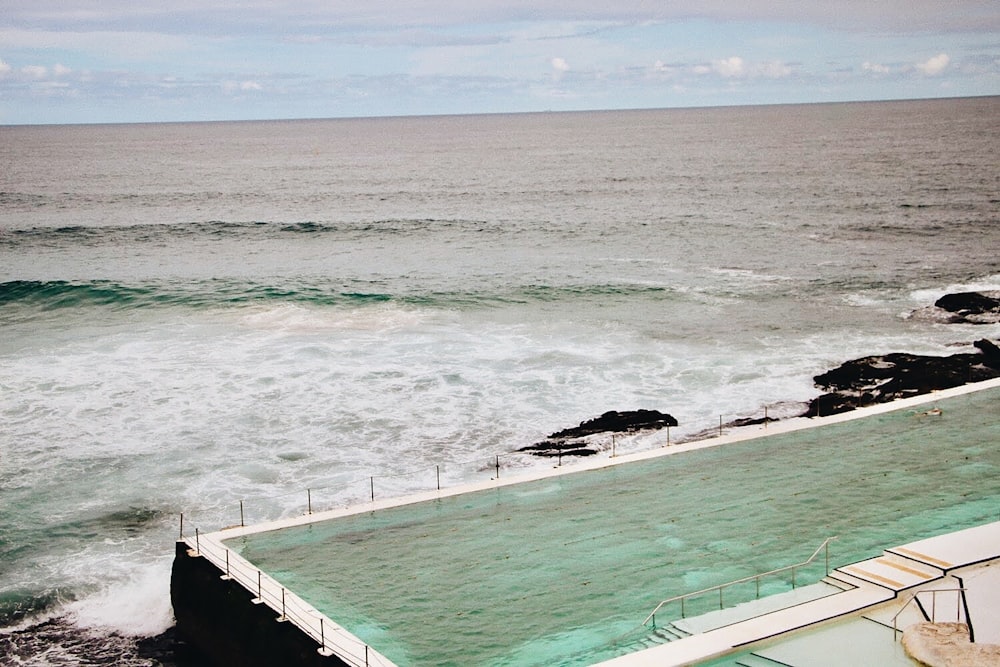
[596,521,1000,667]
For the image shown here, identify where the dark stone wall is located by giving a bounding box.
[170,541,351,667]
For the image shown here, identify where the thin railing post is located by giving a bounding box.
[792,566,797,589]
[681,597,685,618]
[195,528,200,555]
[496,455,500,479]
[719,586,723,609]
[240,500,245,527]
[179,513,184,539]
[719,415,723,437]
[370,476,375,502]
[755,576,760,599]
[307,488,312,515]
[436,465,440,491]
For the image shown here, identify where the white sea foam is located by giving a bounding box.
[65,562,173,637]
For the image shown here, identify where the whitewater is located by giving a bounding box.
[1,97,998,664]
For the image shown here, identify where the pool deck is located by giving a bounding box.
[179,377,1000,667]
[596,521,1000,666]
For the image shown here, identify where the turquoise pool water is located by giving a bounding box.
[227,387,999,666]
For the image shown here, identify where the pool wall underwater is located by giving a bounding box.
[170,378,1000,667]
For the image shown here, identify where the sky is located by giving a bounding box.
[1,1,999,124]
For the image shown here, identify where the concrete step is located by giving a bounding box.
[837,552,942,592]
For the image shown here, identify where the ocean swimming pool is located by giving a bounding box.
[224,385,1000,666]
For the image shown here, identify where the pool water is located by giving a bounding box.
[227,387,999,666]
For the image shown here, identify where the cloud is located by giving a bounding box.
[862,61,890,74]
[0,59,10,76]
[916,53,950,76]
[223,79,264,93]
[713,56,745,78]
[551,56,569,81]
[706,57,792,79]
[22,65,48,78]
[4,1,998,35]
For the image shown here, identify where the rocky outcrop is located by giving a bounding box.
[933,291,1000,324]
[802,339,1000,417]
[911,290,1000,324]
[520,409,677,457]
[902,622,1000,667]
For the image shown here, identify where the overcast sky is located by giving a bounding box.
[2,1,999,124]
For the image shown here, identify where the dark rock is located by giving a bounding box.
[802,341,1000,417]
[932,291,1000,324]
[547,409,678,439]
[520,409,677,458]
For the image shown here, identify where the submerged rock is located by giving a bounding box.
[802,339,1000,417]
[520,409,678,458]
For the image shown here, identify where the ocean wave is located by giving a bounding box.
[0,218,494,248]
[0,279,680,315]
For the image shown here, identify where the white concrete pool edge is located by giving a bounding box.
[208,376,1000,543]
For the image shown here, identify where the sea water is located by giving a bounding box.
[1,97,999,664]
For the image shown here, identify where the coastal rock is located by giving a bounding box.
[933,291,1000,324]
[911,291,1000,324]
[520,409,678,458]
[802,339,1000,417]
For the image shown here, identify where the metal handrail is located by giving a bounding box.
[643,536,838,628]
[182,535,396,667]
[891,587,970,642]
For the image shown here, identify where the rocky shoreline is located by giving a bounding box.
[523,291,1000,457]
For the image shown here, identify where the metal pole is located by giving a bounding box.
[281,588,286,620]
[719,587,723,609]
[756,576,760,599]
[612,434,616,458]
[666,425,670,447]
[225,550,230,578]
[495,455,500,479]
[257,570,262,600]
[320,618,325,650]
[370,476,375,502]
[195,528,200,555]
[179,513,184,539]
[436,465,440,491]
[240,500,245,527]
[719,415,723,437]
[308,488,312,515]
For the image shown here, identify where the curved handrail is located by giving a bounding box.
[891,587,970,642]
[643,536,838,628]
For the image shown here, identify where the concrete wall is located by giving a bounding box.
[171,541,350,667]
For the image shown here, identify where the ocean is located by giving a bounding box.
[1,97,998,665]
